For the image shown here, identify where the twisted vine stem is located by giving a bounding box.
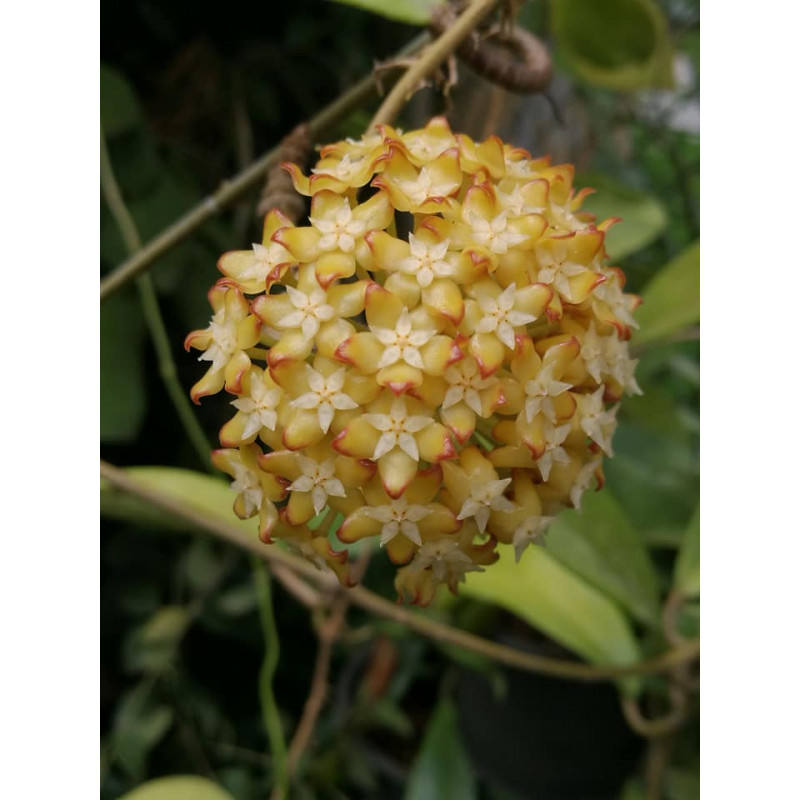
[100,459,700,684]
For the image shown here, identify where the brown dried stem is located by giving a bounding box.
[368,0,504,129]
[429,3,553,94]
[257,123,312,223]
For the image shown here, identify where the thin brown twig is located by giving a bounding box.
[620,692,687,739]
[100,459,700,683]
[271,551,371,799]
[368,0,504,129]
[271,563,322,609]
[99,32,430,303]
[280,597,349,794]
[100,123,214,472]
[662,590,687,647]
[644,733,677,800]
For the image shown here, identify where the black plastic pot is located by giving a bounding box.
[456,631,643,800]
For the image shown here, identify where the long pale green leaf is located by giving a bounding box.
[546,490,660,627]
[101,467,255,535]
[118,776,235,800]
[673,503,700,597]
[634,241,700,347]
[326,0,444,25]
[404,699,477,800]
[552,0,673,90]
[460,544,642,694]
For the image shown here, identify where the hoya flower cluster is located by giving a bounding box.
[186,117,641,605]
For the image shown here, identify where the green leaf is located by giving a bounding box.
[546,490,660,627]
[367,698,415,738]
[404,699,477,800]
[184,538,221,593]
[634,241,700,347]
[579,174,668,261]
[100,64,142,137]
[118,776,235,800]
[552,0,674,90]
[112,683,174,780]
[100,289,146,443]
[215,582,258,616]
[460,544,642,694]
[673,503,700,598]
[326,0,444,25]
[603,420,699,550]
[123,606,191,674]
[101,467,257,536]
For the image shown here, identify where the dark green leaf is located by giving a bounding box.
[112,683,174,780]
[215,582,258,616]
[326,0,444,25]
[123,606,190,674]
[552,0,674,90]
[603,419,698,548]
[101,64,142,137]
[184,538,221,593]
[404,699,477,800]
[100,289,146,443]
[366,698,415,738]
[546,490,660,627]
[634,241,700,347]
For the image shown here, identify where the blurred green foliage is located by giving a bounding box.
[101,0,699,797]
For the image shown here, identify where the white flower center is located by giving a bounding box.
[466,210,528,255]
[240,242,291,282]
[364,497,432,546]
[397,234,452,288]
[232,381,282,439]
[373,308,435,369]
[363,398,433,461]
[230,463,263,517]
[290,366,358,433]
[524,364,572,423]
[281,286,335,339]
[311,200,367,253]
[408,538,481,584]
[457,477,515,533]
[311,153,365,181]
[442,358,496,414]
[199,312,238,372]
[475,283,537,349]
[289,456,346,514]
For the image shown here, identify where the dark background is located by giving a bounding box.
[101,1,699,797]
